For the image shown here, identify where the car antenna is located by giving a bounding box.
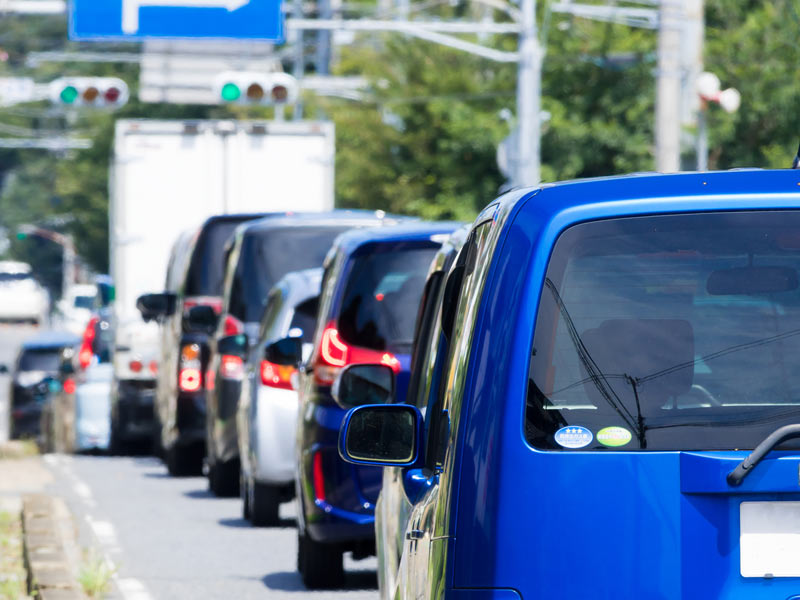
[792,142,800,169]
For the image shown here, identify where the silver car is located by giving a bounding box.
[236,268,321,526]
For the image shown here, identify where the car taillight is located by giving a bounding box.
[78,346,93,370]
[223,314,244,336]
[312,451,325,502]
[179,343,202,392]
[149,360,159,375]
[63,378,77,395]
[220,355,244,380]
[183,296,223,314]
[129,359,143,373]
[314,321,401,386]
[78,316,100,370]
[260,360,296,390]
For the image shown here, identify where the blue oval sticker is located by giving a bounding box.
[554,426,593,449]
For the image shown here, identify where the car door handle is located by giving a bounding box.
[405,529,424,540]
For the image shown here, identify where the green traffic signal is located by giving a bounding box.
[60,85,79,104]
[220,83,241,102]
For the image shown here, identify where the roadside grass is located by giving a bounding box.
[78,550,115,599]
[0,440,39,460]
[0,510,28,600]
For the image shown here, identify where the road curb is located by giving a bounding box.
[22,494,85,600]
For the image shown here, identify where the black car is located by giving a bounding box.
[204,211,393,496]
[138,214,268,476]
[8,331,80,440]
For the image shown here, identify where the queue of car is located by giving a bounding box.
[13,168,800,598]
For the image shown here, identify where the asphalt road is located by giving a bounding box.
[45,454,379,600]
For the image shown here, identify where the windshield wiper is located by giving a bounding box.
[727,423,800,486]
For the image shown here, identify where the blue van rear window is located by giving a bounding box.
[527,211,800,451]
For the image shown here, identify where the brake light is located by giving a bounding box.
[223,315,244,336]
[179,368,201,392]
[63,378,77,395]
[314,321,401,385]
[78,346,93,370]
[179,343,202,392]
[220,355,244,380]
[78,316,100,370]
[312,451,325,502]
[82,317,98,344]
[260,360,296,390]
[149,360,159,375]
[129,359,143,373]
[183,296,223,314]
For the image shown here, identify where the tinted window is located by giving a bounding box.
[185,219,255,297]
[0,272,31,283]
[288,297,319,344]
[74,295,95,310]
[338,243,438,353]
[527,211,800,452]
[19,350,60,372]
[229,227,348,322]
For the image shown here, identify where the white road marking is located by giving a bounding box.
[116,577,155,600]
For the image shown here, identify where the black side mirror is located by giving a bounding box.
[136,292,176,322]
[185,305,219,334]
[332,363,395,409]
[218,334,248,359]
[264,336,302,366]
[338,404,423,467]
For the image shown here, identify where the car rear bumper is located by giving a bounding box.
[114,379,156,441]
[174,391,206,446]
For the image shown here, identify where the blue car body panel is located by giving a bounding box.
[365,170,800,599]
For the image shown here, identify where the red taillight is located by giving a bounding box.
[179,368,202,392]
[223,315,244,336]
[129,359,143,373]
[260,360,296,390]
[314,322,401,385]
[149,360,159,375]
[312,451,325,502]
[78,316,100,370]
[220,355,244,380]
[63,378,77,395]
[78,346,93,370]
[183,296,223,314]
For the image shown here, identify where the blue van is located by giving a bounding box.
[338,170,800,599]
[286,221,461,589]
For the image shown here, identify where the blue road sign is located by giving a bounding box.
[69,0,283,42]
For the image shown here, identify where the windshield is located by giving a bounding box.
[527,211,800,452]
[184,218,255,297]
[19,349,60,372]
[228,226,349,322]
[74,295,95,310]
[338,242,438,353]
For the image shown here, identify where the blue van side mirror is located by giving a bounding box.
[338,404,424,467]
[332,364,395,409]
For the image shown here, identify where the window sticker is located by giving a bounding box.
[554,426,593,449]
[596,426,632,448]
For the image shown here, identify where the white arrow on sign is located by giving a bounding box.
[122,0,251,34]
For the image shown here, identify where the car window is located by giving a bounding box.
[0,272,32,283]
[184,219,252,297]
[288,297,319,344]
[19,349,61,372]
[74,295,95,310]
[259,287,286,342]
[338,242,439,354]
[228,226,348,322]
[526,210,800,452]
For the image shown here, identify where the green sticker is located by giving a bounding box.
[596,426,632,447]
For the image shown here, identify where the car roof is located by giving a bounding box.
[511,169,800,223]
[21,331,81,350]
[237,210,404,238]
[0,261,31,274]
[332,221,465,255]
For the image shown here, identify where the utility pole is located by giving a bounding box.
[515,0,540,187]
[655,0,683,172]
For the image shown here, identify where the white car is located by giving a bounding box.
[237,268,321,526]
[0,261,50,324]
[55,283,97,336]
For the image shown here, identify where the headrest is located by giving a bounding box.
[580,319,694,406]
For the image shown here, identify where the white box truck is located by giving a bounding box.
[108,119,334,449]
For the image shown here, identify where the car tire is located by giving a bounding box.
[210,458,239,497]
[298,530,344,589]
[166,444,203,477]
[250,482,280,527]
[241,475,251,520]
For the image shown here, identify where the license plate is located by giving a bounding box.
[740,501,800,577]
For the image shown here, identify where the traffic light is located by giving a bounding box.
[49,77,129,109]
[213,72,298,106]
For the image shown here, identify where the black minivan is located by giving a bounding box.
[138,214,266,476]
[205,212,393,496]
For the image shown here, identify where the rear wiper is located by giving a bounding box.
[727,423,800,486]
